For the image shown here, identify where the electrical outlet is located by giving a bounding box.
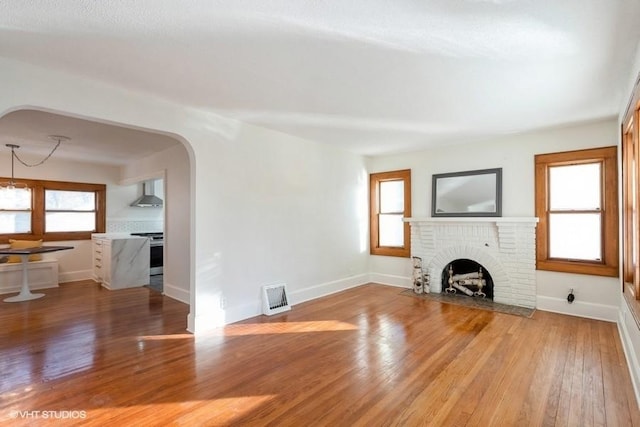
[220,297,226,309]
[567,288,575,304]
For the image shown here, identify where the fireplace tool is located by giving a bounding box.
[445,264,456,294]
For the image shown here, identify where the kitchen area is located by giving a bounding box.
[0,108,191,306]
[92,178,165,293]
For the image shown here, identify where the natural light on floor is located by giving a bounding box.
[136,334,195,341]
[210,320,358,336]
[85,395,278,425]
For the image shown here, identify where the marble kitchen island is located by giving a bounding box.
[92,234,150,289]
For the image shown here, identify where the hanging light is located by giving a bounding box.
[0,136,67,192]
[0,144,29,212]
[0,144,28,191]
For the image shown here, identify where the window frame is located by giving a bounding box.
[369,169,411,257]
[0,178,106,243]
[623,89,640,301]
[534,146,618,277]
[621,71,640,321]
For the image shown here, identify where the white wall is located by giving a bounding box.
[107,178,164,224]
[0,57,370,332]
[367,118,620,321]
[187,121,369,328]
[121,146,190,304]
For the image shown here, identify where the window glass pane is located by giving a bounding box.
[45,190,95,211]
[46,212,96,232]
[0,188,31,210]
[549,213,601,260]
[0,212,31,233]
[380,181,404,213]
[379,214,404,247]
[549,163,601,210]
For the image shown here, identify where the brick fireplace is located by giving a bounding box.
[405,217,538,308]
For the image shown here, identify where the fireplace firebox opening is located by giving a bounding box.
[441,259,494,299]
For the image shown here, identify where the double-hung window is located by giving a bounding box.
[45,189,97,232]
[370,169,411,257]
[0,187,32,234]
[534,147,618,277]
[0,178,106,243]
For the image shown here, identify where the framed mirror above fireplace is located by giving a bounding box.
[431,168,502,217]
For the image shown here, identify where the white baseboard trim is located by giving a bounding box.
[59,269,92,283]
[187,313,194,333]
[536,295,618,322]
[188,274,370,334]
[188,309,227,333]
[289,273,370,305]
[368,273,412,289]
[225,300,263,324]
[618,305,640,408]
[188,301,262,333]
[163,282,190,305]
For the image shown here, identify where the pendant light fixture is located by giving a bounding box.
[0,144,28,191]
[0,135,68,191]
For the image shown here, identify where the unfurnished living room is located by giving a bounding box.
[3,1,640,426]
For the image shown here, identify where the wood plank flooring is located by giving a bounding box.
[1,281,639,426]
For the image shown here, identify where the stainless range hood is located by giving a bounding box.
[131,180,163,207]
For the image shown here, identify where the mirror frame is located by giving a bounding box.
[431,168,502,217]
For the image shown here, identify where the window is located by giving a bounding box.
[534,147,618,277]
[370,169,411,257]
[0,178,106,243]
[0,187,32,233]
[45,190,97,232]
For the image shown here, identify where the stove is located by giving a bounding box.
[131,232,163,275]
[130,232,163,241]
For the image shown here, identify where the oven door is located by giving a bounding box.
[150,242,163,275]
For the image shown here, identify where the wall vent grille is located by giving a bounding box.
[262,283,291,315]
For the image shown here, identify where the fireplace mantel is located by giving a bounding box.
[404,217,539,224]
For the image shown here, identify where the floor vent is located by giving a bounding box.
[262,283,291,315]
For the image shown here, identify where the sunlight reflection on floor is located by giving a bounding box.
[210,320,358,336]
[136,334,195,341]
[85,395,278,425]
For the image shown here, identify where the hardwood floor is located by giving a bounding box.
[1,281,639,426]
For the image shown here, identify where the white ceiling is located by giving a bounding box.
[0,110,180,166]
[0,0,639,160]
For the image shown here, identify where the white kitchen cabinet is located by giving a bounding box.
[92,238,104,282]
[92,235,149,289]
